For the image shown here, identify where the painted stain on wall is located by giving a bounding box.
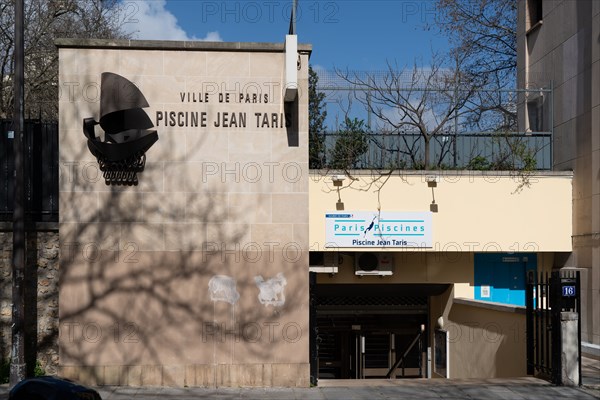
[208,275,240,305]
[254,272,287,307]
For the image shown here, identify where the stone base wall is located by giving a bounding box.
[59,363,310,387]
[0,229,59,375]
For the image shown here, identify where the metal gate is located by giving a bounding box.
[526,270,581,385]
[0,119,59,222]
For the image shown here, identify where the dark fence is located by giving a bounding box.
[0,120,58,222]
[526,270,582,385]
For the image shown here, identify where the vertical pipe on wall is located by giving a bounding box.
[10,0,27,387]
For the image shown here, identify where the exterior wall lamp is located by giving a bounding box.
[332,175,345,210]
[426,175,439,213]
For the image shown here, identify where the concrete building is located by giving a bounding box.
[309,171,572,380]
[57,39,311,387]
[517,0,600,358]
[18,10,591,384]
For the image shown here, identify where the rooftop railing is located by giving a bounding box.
[316,130,551,171]
[311,69,553,171]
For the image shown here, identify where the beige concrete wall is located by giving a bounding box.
[316,250,476,298]
[517,0,600,347]
[317,251,557,303]
[58,41,310,387]
[447,302,527,379]
[430,287,527,379]
[309,171,572,253]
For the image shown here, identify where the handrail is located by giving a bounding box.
[385,332,422,379]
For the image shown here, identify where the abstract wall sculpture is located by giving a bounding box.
[83,72,158,185]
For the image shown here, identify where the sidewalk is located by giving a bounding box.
[583,356,600,389]
[1,377,599,400]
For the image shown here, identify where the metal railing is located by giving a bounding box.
[526,270,582,385]
[315,130,551,170]
[312,70,553,171]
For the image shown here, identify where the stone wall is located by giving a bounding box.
[0,228,59,376]
[57,39,310,387]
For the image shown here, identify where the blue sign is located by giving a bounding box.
[562,285,576,297]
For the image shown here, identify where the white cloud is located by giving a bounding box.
[122,1,222,42]
[310,64,326,75]
[200,31,223,42]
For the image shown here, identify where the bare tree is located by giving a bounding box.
[432,0,516,89]
[0,0,129,121]
[337,54,478,169]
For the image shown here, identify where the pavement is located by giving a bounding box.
[583,356,600,389]
[1,376,599,400]
[1,356,598,400]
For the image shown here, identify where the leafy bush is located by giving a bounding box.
[329,117,369,170]
[0,359,46,383]
[467,156,491,170]
[34,361,46,377]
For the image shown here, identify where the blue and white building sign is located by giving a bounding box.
[562,285,576,297]
[325,211,433,248]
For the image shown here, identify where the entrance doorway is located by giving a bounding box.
[318,319,426,379]
[312,284,449,380]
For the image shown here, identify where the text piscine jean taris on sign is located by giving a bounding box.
[325,211,433,248]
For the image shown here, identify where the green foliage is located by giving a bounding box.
[0,359,46,383]
[34,360,45,377]
[329,117,369,170]
[495,136,538,171]
[382,159,407,170]
[411,161,426,170]
[308,66,328,169]
[466,132,538,172]
[467,156,491,170]
[522,153,537,171]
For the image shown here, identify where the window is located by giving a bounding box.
[527,0,543,31]
[527,94,547,132]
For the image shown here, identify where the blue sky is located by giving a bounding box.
[122,0,449,71]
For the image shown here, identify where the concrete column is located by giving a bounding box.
[561,312,580,386]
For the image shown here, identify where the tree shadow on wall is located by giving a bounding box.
[55,138,308,386]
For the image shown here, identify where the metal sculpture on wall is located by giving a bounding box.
[83,72,158,186]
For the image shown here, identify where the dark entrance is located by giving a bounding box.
[317,314,427,379]
[311,283,448,380]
